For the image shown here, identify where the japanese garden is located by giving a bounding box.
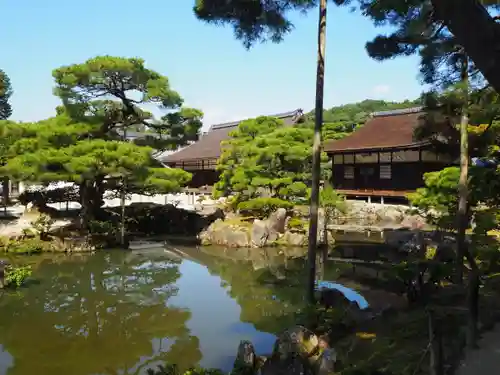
[1,1,500,375]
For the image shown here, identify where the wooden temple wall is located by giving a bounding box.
[329,148,455,192]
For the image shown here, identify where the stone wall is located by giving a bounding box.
[198,201,427,248]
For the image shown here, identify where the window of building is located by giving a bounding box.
[333,154,343,164]
[380,164,392,179]
[344,166,354,179]
[344,154,354,164]
[379,152,391,162]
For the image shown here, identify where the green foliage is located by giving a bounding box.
[193,0,318,48]
[410,166,500,229]
[0,56,201,233]
[5,265,32,287]
[287,216,307,230]
[335,1,500,88]
[53,55,202,149]
[417,87,500,158]
[237,197,294,218]
[88,220,119,238]
[308,99,421,141]
[18,186,79,205]
[0,69,13,120]
[215,116,326,201]
[320,186,347,220]
[30,213,55,239]
[0,237,55,254]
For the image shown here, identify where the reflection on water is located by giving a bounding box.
[0,245,369,375]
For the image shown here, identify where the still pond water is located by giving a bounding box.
[0,244,372,375]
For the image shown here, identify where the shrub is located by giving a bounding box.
[237,197,293,219]
[287,217,307,231]
[0,237,56,254]
[5,265,32,287]
[18,186,80,205]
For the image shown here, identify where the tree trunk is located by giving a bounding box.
[2,177,9,212]
[306,0,327,305]
[120,181,126,248]
[79,180,92,233]
[431,0,500,93]
[456,57,470,284]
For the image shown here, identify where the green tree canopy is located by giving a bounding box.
[0,69,13,120]
[214,116,326,200]
[0,56,201,230]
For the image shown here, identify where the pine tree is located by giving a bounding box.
[0,56,202,233]
[0,69,12,120]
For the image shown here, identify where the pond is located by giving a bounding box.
[0,244,377,375]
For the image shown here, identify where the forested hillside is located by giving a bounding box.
[306,99,421,141]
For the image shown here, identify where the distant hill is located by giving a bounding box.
[305,99,421,141]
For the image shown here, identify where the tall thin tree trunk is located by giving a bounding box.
[456,56,470,284]
[120,128,127,248]
[306,0,327,304]
[2,177,9,214]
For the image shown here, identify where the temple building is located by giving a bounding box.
[160,109,305,187]
[322,107,457,202]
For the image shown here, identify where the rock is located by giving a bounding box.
[268,208,287,234]
[225,229,251,248]
[258,326,319,375]
[234,340,257,373]
[198,219,251,247]
[282,231,307,246]
[252,219,270,247]
[0,259,10,289]
[400,215,426,229]
[273,326,319,360]
[378,206,405,224]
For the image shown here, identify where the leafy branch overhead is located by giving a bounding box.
[194,0,500,93]
[52,56,203,149]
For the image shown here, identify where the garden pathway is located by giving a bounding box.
[455,324,500,375]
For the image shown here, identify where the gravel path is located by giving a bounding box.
[456,325,500,375]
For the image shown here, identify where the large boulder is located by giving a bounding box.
[268,208,287,233]
[251,219,271,247]
[199,219,251,247]
[282,231,307,247]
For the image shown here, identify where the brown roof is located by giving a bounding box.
[323,107,427,153]
[161,109,304,163]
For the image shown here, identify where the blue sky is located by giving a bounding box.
[2,0,424,131]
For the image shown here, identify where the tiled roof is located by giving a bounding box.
[323,107,427,153]
[161,109,304,163]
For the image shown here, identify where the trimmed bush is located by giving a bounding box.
[237,197,293,219]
